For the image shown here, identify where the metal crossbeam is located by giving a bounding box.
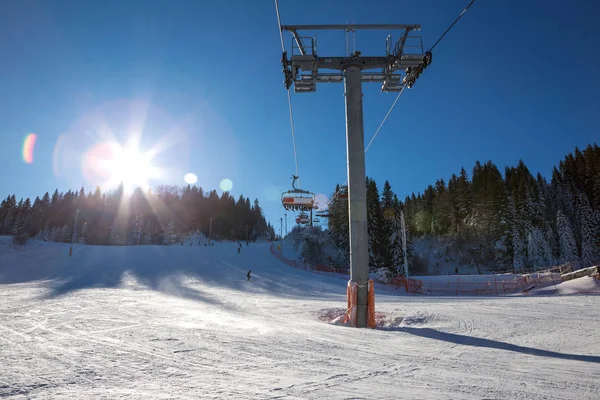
[282,24,420,31]
[282,24,428,94]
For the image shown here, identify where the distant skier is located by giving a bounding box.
[247,270,252,281]
[238,242,242,254]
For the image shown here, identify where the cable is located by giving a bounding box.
[325,230,350,266]
[275,0,300,184]
[323,84,407,210]
[274,0,285,52]
[428,0,476,53]
[364,84,406,153]
[287,91,300,182]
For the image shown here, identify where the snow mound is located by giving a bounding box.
[317,307,440,330]
[398,312,430,326]
[528,276,600,296]
[317,307,347,323]
[376,310,446,330]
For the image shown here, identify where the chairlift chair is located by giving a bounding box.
[296,213,310,225]
[281,175,316,212]
[335,185,349,200]
[315,210,330,218]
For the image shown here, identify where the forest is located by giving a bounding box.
[0,183,275,246]
[328,143,600,276]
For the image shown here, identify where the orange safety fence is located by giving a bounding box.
[390,271,563,296]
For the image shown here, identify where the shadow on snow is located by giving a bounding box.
[395,326,600,364]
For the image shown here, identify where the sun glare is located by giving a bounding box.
[105,140,159,193]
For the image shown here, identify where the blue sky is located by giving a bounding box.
[1,0,599,230]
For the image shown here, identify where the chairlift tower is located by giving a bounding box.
[280,24,430,328]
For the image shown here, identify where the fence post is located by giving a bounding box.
[456,276,460,296]
[552,271,560,295]
[494,275,498,296]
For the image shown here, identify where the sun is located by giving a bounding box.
[104,140,160,193]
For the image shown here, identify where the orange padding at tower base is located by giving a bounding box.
[346,280,376,328]
[367,279,376,328]
[346,282,357,327]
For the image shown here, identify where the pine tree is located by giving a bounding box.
[381,181,394,214]
[404,224,416,276]
[301,236,325,265]
[366,178,386,271]
[545,226,560,263]
[432,179,452,234]
[50,227,60,242]
[30,197,44,236]
[512,228,525,272]
[41,225,51,241]
[379,181,398,273]
[142,221,153,245]
[577,193,599,267]
[456,167,472,234]
[389,201,414,276]
[594,171,600,211]
[61,224,71,243]
[3,197,17,235]
[557,209,578,266]
[128,215,143,245]
[12,207,26,236]
[163,220,179,245]
[328,184,349,265]
[109,220,126,245]
[539,228,554,268]
[527,228,552,270]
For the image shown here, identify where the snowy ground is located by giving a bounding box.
[1,238,599,399]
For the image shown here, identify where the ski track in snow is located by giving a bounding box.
[0,239,599,399]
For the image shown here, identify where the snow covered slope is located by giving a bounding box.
[1,238,599,399]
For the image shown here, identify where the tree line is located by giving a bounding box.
[327,143,600,275]
[0,183,275,246]
[328,179,415,276]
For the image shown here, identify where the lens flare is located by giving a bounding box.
[315,193,329,210]
[184,173,198,184]
[22,133,37,164]
[220,178,233,192]
[264,185,281,202]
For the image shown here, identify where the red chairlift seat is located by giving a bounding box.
[282,193,315,211]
